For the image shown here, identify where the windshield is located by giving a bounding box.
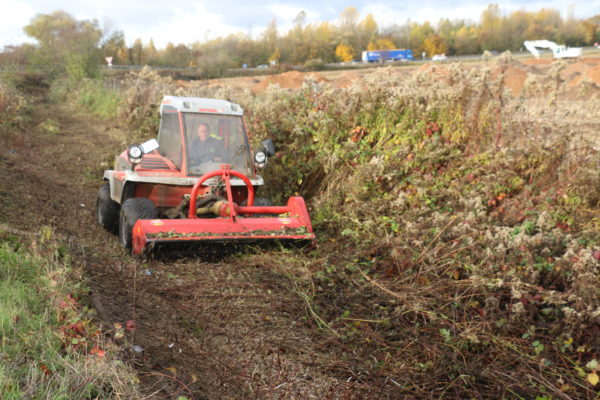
[183,113,253,177]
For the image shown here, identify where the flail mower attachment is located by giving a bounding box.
[131,165,315,256]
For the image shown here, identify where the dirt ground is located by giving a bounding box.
[0,89,388,399]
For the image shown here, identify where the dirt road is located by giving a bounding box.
[0,90,383,399]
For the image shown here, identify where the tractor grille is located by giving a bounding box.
[140,158,171,170]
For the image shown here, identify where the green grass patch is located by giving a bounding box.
[76,80,121,119]
[0,229,139,399]
[49,78,121,120]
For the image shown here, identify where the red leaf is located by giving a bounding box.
[126,320,136,331]
[90,346,106,358]
[593,250,600,260]
[40,363,52,376]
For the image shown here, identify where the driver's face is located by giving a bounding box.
[197,125,209,141]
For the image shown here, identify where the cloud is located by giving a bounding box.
[0,0,36,47]
[266,4,321,33]
[500,1,599,19]
[360,2,484,27]
[268,4,319,22]
[359,0,600,28]
[124,3,242,47]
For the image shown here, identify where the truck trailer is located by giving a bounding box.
[361,49,414,62]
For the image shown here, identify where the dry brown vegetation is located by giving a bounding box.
[111,53,600,398]
[2,52,600,398]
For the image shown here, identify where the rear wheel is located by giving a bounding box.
[96,183,120,234]
[119,198,158,250]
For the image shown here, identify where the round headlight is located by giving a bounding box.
[127,144,144,165]
[254,150,267,163]
[129,146,143,159]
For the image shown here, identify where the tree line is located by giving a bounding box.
[1,5,599,79]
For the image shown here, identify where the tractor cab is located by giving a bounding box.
[157,96,255,177]
[110,97,274,210]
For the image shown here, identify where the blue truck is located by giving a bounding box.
[361,49,414,62]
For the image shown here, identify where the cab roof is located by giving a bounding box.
[160,96,244,116]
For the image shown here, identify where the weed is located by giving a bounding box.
[39,118,61,134]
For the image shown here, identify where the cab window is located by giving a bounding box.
[184,113,253,176]
[157,107,182,169]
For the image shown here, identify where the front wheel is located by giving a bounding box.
[240,197,274,216]
[119,198,158,250]
[240,197,272,207]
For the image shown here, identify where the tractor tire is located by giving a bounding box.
[96,183,120,234]
[240,197,273,207]
[119,198,158,251]
[240,197,274,217]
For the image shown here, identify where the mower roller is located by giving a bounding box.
[96,96,314,256]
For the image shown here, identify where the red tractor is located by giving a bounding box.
[96,96,314,256]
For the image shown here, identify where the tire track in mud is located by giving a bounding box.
[0,92,381,399]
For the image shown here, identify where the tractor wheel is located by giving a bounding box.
[240,197,273,207]
[240,197,274,217]
[119,198,158,250]
[96,183,120,234]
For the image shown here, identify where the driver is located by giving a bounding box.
[189,123,225,165]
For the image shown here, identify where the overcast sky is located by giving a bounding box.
[1,0,599,49]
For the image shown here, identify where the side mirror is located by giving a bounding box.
[254,139,275,169]
[261,139,275,157]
